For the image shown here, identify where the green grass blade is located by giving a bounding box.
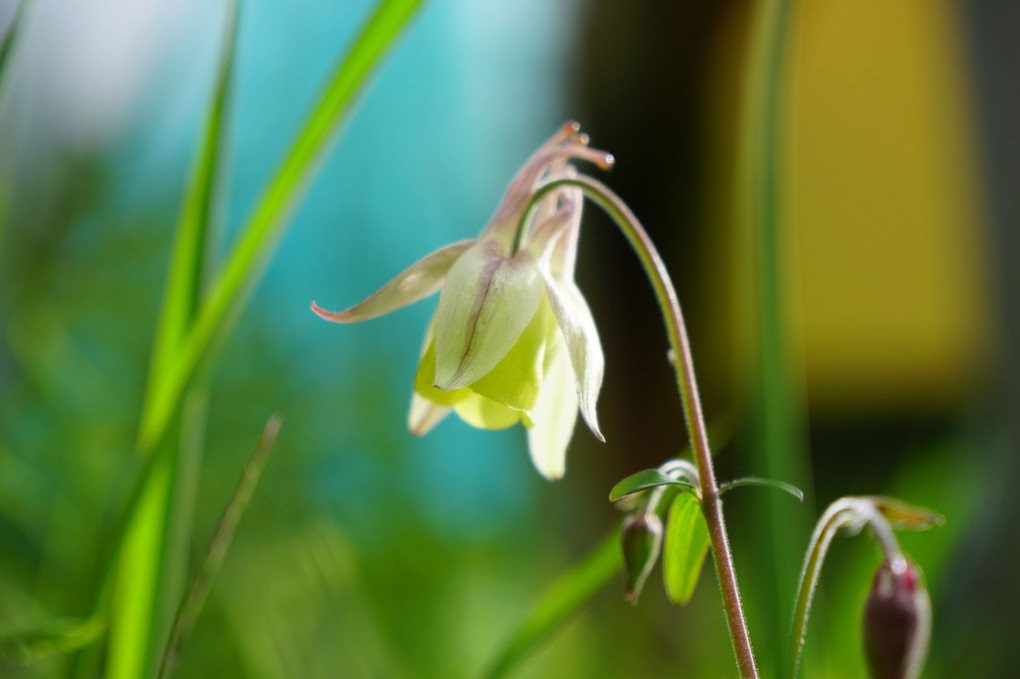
[157,415,282,679]
[481,531,620,679]
[0,616,103,663]
[0,0,27,97]
[0,0,30,258]
[137,0,425,451]
[143,0,239,409]
[740,0,814,671]
[104,5,239,679]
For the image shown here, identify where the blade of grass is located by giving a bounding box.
[104,4,239,678]
[739,0,813,673]
[145,0,238,402]
[137,0,425,452]
[106,3,424,678]
[0,0,30,259]
[157,415,281,679]
[0,616,104,663]
[0,0,27,102]
[480,531,620,679]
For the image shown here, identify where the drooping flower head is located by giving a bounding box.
[312,122,614,479]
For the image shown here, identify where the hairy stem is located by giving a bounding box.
[788,497,906,678]
[528,175,759,678]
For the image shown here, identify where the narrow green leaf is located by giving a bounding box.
[662,493,710,605]
[0,616,103,663]
[157,415,282,679]
[137,0,426,451]
[144,0,239,404]
[719,476,804,502]
[609,469,696,503]
[105,6,239,679]
[0,0,30,258]
[481,531,619,679]
[0,0,27,96]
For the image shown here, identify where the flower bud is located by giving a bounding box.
[863,556,931,679]
[621,512,663,605]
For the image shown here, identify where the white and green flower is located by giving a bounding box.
[312,122,613,480]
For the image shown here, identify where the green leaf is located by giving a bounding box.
[481,531,620,679]
[0,616,103,663]
[718,476,804,502]
[157,415,282,679]
[662,493,711,605]
[609,469,697,503]
[145,0,238,416]
[105,6,239,679]
[0,0,30,257]
[0,0,27,96]
[137,0,425,451]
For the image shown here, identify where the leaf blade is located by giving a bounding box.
[719,476,804,502]
[481,532,619,679]
[662,493,710,605]
[609,469,697,503]
[138,0,426,451]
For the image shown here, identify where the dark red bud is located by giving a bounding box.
[621,512,663,605]
[863,557,931,679]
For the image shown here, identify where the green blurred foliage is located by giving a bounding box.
[1,0,1018,677]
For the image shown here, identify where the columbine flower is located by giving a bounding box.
[312,122,614,480]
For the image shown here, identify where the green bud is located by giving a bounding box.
[863,557,931,679]
[621,512,663,605]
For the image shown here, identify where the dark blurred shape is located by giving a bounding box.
[948,0,1020,675]
[620,511,663,605]
[863,557,930,679]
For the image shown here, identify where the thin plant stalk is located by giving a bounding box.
[157,415,282,679]
[527,175,759,678]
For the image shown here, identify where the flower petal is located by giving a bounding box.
[408,393,451,436]
[414,337,472,406]
[469,297,550,413]
[543,273,605,441]
[527,332,578,480]
[434,240,543,390]
[312,239,475,323]
[453,392,522,430]
[407,320,453,435]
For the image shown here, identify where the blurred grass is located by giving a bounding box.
[0,0,29,259]
[481,530,619,679]
[105,4,238,676]
[106,1,425,677]
[739,0,814,672]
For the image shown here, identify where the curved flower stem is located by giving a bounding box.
[526,175,759,679]
[788,497,904,678]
